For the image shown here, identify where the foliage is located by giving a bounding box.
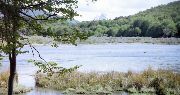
[0,0,80,52]
[28,60,80,76]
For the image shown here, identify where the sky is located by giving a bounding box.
[74,0,178,21]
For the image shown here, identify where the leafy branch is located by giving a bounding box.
[28,59,81,76]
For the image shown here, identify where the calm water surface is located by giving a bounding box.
[1,43,180,95]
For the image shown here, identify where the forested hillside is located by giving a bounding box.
[36,1,180,38]
[77,1,180,37]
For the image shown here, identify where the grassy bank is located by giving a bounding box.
[81,37,180,44]
[35,68,180,94]
[21,36,180,45]
[0,71,32,94]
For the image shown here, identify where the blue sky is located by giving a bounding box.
[74,0,178,21]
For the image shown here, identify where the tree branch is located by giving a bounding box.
[20,2,47,9]
[19,11,57,20]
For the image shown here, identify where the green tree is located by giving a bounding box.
[116,24,130,37]
[0,0,95,94]
[140,20,150,36]
[94,25,108,36]
[133,19,143,28]
[161,19,177,37]
[146,24,164,38]
[106,27,119,37]
[134,27,142,36]
[123,27,141,37]
[176,21,180,37]
[132,19,150,36]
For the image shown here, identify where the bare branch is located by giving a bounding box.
[27,39,47,63]
[20,2,47,9]
[19,11,57,20]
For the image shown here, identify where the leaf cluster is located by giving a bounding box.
[28,59,81,76]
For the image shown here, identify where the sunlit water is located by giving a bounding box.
[1,43,180,95]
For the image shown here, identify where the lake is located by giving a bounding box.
[1,43,180,95]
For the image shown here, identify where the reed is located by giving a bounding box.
[35,67,180,94]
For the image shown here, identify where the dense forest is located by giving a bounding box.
[36,1,180,38]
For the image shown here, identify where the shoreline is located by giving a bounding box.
[81,37,180,45]
[22,36,180,45]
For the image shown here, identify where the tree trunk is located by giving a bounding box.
[8,48,16,95]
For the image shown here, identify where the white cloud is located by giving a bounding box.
[74,0,178,21]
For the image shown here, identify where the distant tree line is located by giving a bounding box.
[77,1,180,38]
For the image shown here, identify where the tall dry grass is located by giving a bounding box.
[35,67,180,94]
[0,71,9,88]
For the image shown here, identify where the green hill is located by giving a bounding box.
[77,1,180,37]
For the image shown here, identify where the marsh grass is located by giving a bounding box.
[35,67,180,94]
[81,37,180,44]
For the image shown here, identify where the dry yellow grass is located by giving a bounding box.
[35,68,180,94]
[0,71,9,88]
